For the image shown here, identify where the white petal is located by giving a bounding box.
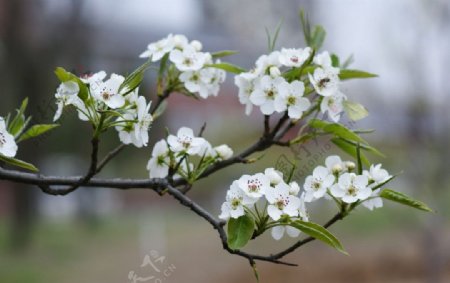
[271,226,285,240]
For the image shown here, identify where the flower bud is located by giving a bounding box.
[331,163,343,175]
[345,161,356,171]
[269,66,281,77]
[289,181,300,195]
[190,40,203,51]
[214,144,233,160]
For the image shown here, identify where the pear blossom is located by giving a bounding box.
[265,182,300,221]
[133,96,153,147]
[116,112,140,146]
[180,66,225,99]
[219,181,258,220]
[313,51,337,70]
[325,155,345,175]
[169,45,209,71]
[234,72,258,115]
[238,173,270,199]
[298,193,309,221]
[264,168,284,187]
[147,140,171,178]
[53,81,82,121]
[250,75,285,115]
[279,47,312,67]
[308,67,340,97]
[140,34,175,61]
[303,166,335,202]
[172,34,189,50]
[80,71,107,85]
[364,164,391,186]
[331,173,371,203]
[167,127,207,155]
[0,118,18,157]
[320,91,347,122]
[362,189,384,210]
[90,73,125,109]
[255,51,281,74]
[274,80,311,119]
[271,225,300,241]
[213,144,233,160]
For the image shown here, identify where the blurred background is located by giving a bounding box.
[0,0,449,282]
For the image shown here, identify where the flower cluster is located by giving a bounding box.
[53,72,153,148]
[140,34,226,99]
[0,117,18,158]
[234,49,347,122]
[147,126,233,179]
[219,167,309,240]
[303,155,391,209]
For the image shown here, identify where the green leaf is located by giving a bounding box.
[211,50,238,58]
[54,67,89,101]
[323,123,367,144]
[308,118,330,129]
[310,25,326,50]
[17,124,59,143]
[332,137,370,166]
[336,137,385,158]
[205,63,246,75]
[290,220,347,254]
[380,189,432,212]
[227,213,255,250]
[8,98,28,137]
[342,54,354,69]
[0,154,38,172]
[299,9,312,46]
[119,59,152,95]
[331,54,340,68]
[152,100,168,120]
[343,101,369,121]
[339,69,378,80]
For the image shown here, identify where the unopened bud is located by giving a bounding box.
[269,66,281,77]
[331,164,343,174]
[345,161,356,171]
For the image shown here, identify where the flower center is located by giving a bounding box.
[312,181,321,191]
[347,185,358,196]
[231,198,241,209]
[247,179,262,193]
[183,58,193,67]
[287,96,296,105]
[275,196,288,210]
[290,56,299,63]
[178,135,193,148]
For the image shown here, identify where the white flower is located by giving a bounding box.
[80,71,107,85]
[180,66,225,99]
[133,96,153,147]
[169,45,208,71]
[325,155,345,175]
[303,166,335,202]
[271,225,300,241]
[274,80,311,119]
[308,67,340,97]
[289,181,301,196]
[213,144,233,160]
[53,81,82,121]
[250,75,285,115]
[173,34,189,50]
[313,51,337,70]
[234,72,258,115]
[190,40,202,51]
[238,173,270,199]
[0,118,18,157]
[264,168,284,187]
[331,173,371,203]
[320,91,347,122]
[167,127,207,155]
[90,73,125,109]
[279,47,312,67]
[140,34,175,61]
[362,189,383,210]
[255,51,281,74]
[364,164,391,186]
[298,193,309,221]
[265,182,300,221]
[147,140,170,178]
[219,180,258,220]
[116,112,140,146]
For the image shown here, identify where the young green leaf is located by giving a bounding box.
[331,54,340,68]
[119,59,152,95]
[310,25,326,50]
[8,98,29,138]
[211,50,239,58]
[323,123,367,144]
[380,189,432,212]
[339,69,378,80]
[227,213,255,250]
[205,63,246,75]
[290,220,347,254]
[0,154,38,172]
[299,9,312,46]
[18,124,59,143]
[331,137,370,166]
[343,101,369,121]
[336,137,385,158]
[308,118,330,130]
